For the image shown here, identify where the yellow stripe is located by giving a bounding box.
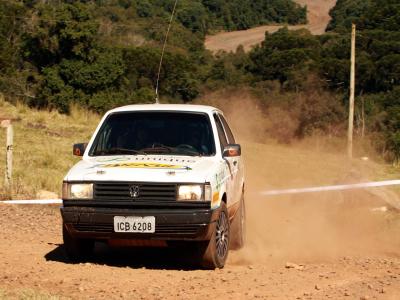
[102,162,185,169]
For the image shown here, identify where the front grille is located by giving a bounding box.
[73,223,201,236]
[94,182,177,202]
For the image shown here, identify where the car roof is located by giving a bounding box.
[107,104,223,115]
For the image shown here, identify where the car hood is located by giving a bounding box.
[64,155,219,183]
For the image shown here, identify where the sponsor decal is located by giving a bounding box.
[100,162,192,170]
[214,166,227,191]
[211,191,220,208]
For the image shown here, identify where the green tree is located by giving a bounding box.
[326,0,371,32]
[0,0,28,97]
[177,0,209,34]
[23,2,99,66]
[22,2,129,112]
[249,28,320,87]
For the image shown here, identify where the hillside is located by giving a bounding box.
[0,0,306,112]
[205,0,337,52]
[1,0,400,164]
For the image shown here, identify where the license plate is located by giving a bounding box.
[113,216,155,233]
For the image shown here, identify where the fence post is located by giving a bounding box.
[5,124,13,190]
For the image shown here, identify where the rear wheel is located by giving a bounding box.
[63,224,94,262]
[230,192,246,250]
[199,202,230,269]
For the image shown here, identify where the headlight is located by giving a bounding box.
[177,184,211,201]
[62,183,93,200]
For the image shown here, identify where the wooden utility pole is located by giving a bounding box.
[347,23,356,159]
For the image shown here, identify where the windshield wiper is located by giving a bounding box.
[141,144,173,154]
[175,148,201,156]
[95,148,146,156]
[141,144,201,156]
[175,144,202,156]
[140,144,201,156]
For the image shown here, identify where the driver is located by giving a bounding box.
[135,127,149,150]
[186,127,208,154]
[187,131,201,151]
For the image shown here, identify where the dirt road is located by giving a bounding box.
[0,190,399,299]
[205,0,337,52]
[0,206,399,300]
[1,139,400,299]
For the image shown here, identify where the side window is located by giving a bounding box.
[213,114,228,151]
[219,114,236,144]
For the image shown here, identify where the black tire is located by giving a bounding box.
[63,224,94,262]
[200,202,230,269]
[230,192,246,250]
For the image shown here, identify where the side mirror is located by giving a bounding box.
[223,144,241,157]
[73,143,88,156]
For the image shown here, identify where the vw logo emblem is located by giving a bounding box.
[129,185,140,198]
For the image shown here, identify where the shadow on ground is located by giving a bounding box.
[45,242,205,270]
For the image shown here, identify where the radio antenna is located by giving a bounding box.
[155,0,179,104]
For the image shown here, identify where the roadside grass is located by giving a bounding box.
[0,95,100,199]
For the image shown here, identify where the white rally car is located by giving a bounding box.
[61,104,245,269]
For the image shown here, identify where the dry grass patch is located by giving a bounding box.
[0,96,99,199]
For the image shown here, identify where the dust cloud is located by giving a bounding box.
[198,93,400,265]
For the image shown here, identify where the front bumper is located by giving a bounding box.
[61,204,218,241]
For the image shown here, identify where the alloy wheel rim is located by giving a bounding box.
[216,211,229,259]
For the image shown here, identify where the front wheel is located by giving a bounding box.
[63,224,94,262]
[199,202,230,269]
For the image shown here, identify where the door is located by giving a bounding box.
[218,113,243,204]
[213,113,239,209]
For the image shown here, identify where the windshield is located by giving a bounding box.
[89,111,216,157]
